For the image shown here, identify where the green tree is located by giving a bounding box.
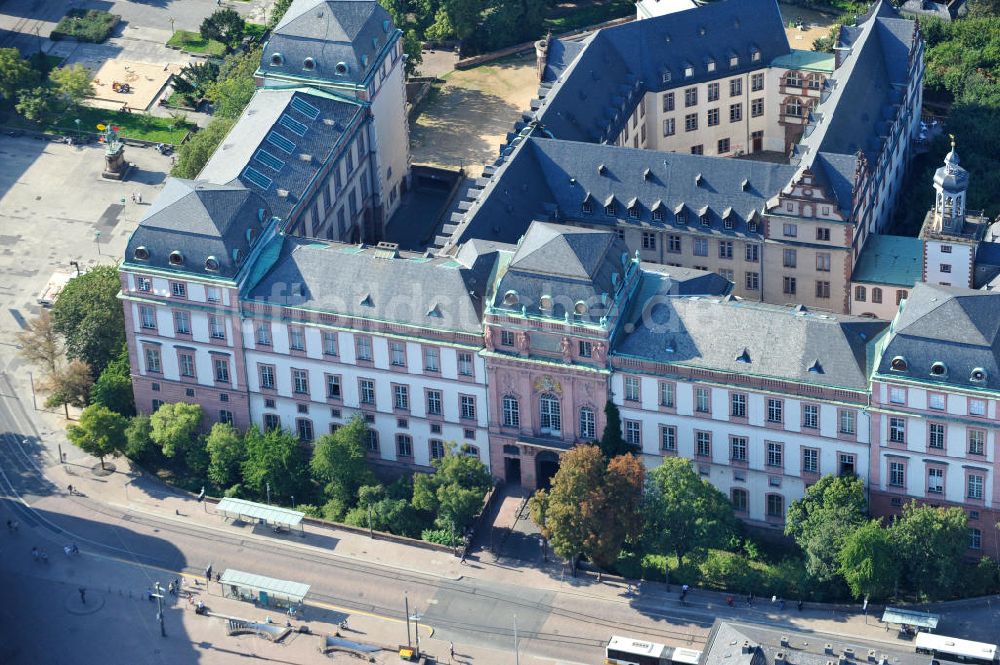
[43,359,93,418]
[205,422,244,488]
[599,401,633,458]
[200,8,246,52]
[124,414,157,461]
[171,117,235,178]
[90,345,135,416]
[785,474,868,583]
[425,6,455,41]
[837,519,899,601]
[268,0,295,27]
[208,75,256,118]
[16,310,62,375]
[403,29,423,77]
[412,444,492,530]
[0,47,39,103]
[441,0,482,42]
[149,402,203,458]
[49,64,95,111]
[67,404,127,469]
[890,501,969,598]
[242,426,308,501]
[310,415,375,506]
[587,453,645,571]
[15,86,55,123]
[50,265,125,376]
[345,483,426,537]
[643,457,736,567]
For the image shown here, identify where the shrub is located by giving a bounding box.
[51,9,120,43]
[699,551,760,594]
[223,483,243,498]
[422,528,461,546]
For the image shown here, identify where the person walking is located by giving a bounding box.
[450,642,455,659]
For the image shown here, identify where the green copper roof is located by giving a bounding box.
[852,234,924,287]
[771,49,836,73]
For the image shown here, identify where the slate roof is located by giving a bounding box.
[534,0,790,143]
[449,137,795,246]
[199,87,362,222]
[493,222,630,323]
[260,0,397,85]
[247,236,488,334]
[125,179,270,279]
[614,295,887,390]
[875,283,1000,391]
[851,234,923,286]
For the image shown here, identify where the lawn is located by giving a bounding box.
[246,23,267,42]
[167,30,227,56]
[51,9,120,43]
[543,0,633,32]
[7,107,194,144]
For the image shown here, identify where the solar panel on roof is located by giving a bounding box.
[279,114,308,136]
[290,96,320,120]
[243,166,273,190]
[266,131,295,154]
[255,149,285,172]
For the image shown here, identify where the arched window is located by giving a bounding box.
[766,493,784,519]
[579,407,596,440]
[896,289,908,305]
[731,488,748,513]
[806,73,822,90]
[855,285,867,302]
[872,287,883,304]
[502,395,520,428]
[784,71,802,87]
[539,394,561,434]
[785,98,802,117]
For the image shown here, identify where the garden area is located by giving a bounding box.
[15,266,493,548]
[50,9,119,43]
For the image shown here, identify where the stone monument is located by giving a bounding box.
[100,122,131,180]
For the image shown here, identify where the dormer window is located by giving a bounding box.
[930,362,947,377]
[574,301,588,315]
[582,200,592,214]
[890,356,908,371]
[730,55,739,68]
[706,59,716,73]
[748,220,758,233]
[628,205,640,219]
[700,213,711,226]
[205,256,220,272]
[971,368,987,382]
[383,19,390,32]
[303,57,316,71]
[539,295,553,311]
[724,216,735,230]
[684,65,694,78]
[676,210,687,225]
[751,48,760,62]
[662,70,672,83]
[270,53,284,66]
[335,62,349,75]
[503,290,519,306]
[605,203,616,217]
[169,251,183,266]
[133,246,150,261]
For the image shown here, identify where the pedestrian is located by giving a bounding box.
[450,641,455,659]
[797,600,804,611]
[215,572,221,583]
[130,192,136,203]
[771,594,777,604]
[137,192,142,204]
[79,588,86,605]
[626,583,633,595]
[67,484,74,495]
[746,594,752,606]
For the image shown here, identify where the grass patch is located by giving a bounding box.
[8,106,195,144]
[245,23,267,42]
[543,0,632,32]
[167,30,227,56]
[51,9,120,43]
[166,91,199,110]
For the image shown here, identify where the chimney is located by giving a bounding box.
[825,645,835,656]
[534,33,551,82]
[868,650,877,662]
[781,637,790,648]
[776,653,786,665]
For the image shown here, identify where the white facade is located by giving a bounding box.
[367,38,410,221]
[924,239,974,287]
[636,0,696,21]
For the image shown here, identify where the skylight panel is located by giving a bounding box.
[279,114,308,136]
[243,166,273,190]
[255,149,285,172]
[266,131,295,154]
[290,96,321,120]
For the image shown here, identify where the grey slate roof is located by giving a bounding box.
[199,87,363,222]
[534,0,790,143]
[493,222,630,323]
[875,283,1000,391]
[260,0,396,85]
[247,236,488,334]
[451,137,795,246]
[614,295,887,390]
[125,179,270,279]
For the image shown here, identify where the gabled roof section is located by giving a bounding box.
[199,87,362,221]
[876,284,1000,390]
[615,296,887,390]
[261,0,396,85]
[125,179,270,279]
[509,222,619,281]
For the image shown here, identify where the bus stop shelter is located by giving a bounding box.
[219,569,310,611]
[216,497,305,535]
[881,607,939,637]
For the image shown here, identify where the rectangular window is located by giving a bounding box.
[803,404,819,429]
[816,253,831,272]
[625,420,641,446]
[839,409,856,434]
[719,240,733,259]
[460,395,476,420]
[458,352,474,377]
[783,249,797,268]
[625,376,640,402]
[288,327,305,351]
[219,410,234,426]
[259,364,275,389]
[179,353,195,377]
[661,426,677,451]
[500,330,515,347]
[323,331,338,356]
[359,378,375,405]
[969,399,986,416]
[816,228,831,241]
[396,434,413,458]
[815,280,831,299]
[297,418,314,442]
[206,287,221,303]
[731,393,746,418]
[968,429,986,455]
[707,108,720,127]
[393,384,409,410]
[971,528,982,550]
[767,399,783,423]
[264,414,281,431]
[732,489,748,512]
[684,113,698,132]
[256,323,272,346]
[889,417,906,443]
[696,431,712,457]
[889,461,906,487]
[292,369,309,394]
[940,264,952,274]
[659,381,674,408]
[730,436,747,462]
[751,97,764,117]
[209,316,226,340]
[783,223,798,238]
[729,103,742,122]
[684,87,697,107]
[751,72,764,91]
[694,238,708,256]
[170,281,186,298]
[668,235,682,253]
[356,336,373,361]
[783,276,797,295]
[641,232,656,250]
[423,347,440,372]
[663,118,676,137]
[140,305,156,329]
[214,358,230,383]
[928,422,945,449]
[390,341,406,366]
[170,310,190,335]
[767,494,784,518]
[144,347,161,373]
[136,276,152,292]
[579,341,592,357]
[427,390,443,416]
[803,448,819,474]
[928,467,944,494]
[889,387,906,404]
[745,271,760,291]
[430,439,445,460]
[326,374,342,399]
[767,441,783,468]
[968,474,984,500]
[690,144,704,155]
[718,137,730,153]
[696,387,711,413]
[662,92,675,112]
[729,78,742,97]
[707,82,719,101]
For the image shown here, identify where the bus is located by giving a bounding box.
[606,635,702,665]
[915,632,998,665]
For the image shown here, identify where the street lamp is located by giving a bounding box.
[513,614,519,665]
[152,582,166,637]
[410,613,423,655]
[95,231,102,256]
[74,118,80,139]
[69,260,81,276]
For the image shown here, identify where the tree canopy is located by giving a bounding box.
[149,402,203,458]
[838,519,899,601]
[412,444,492,530]
[242,426,308,501]
[16,310,62,375]
[68,404,128,469]
[171,117,235,179]
[0,47,39,103]
[51,264,125,376]
[206,422,244,488]
[599,401,634,458]
[200,8,246,51]
[310,416,375,506]
[90,344,135,416]
[49,64,95,111]
[785,474,868,582]
[889,501,969,598]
